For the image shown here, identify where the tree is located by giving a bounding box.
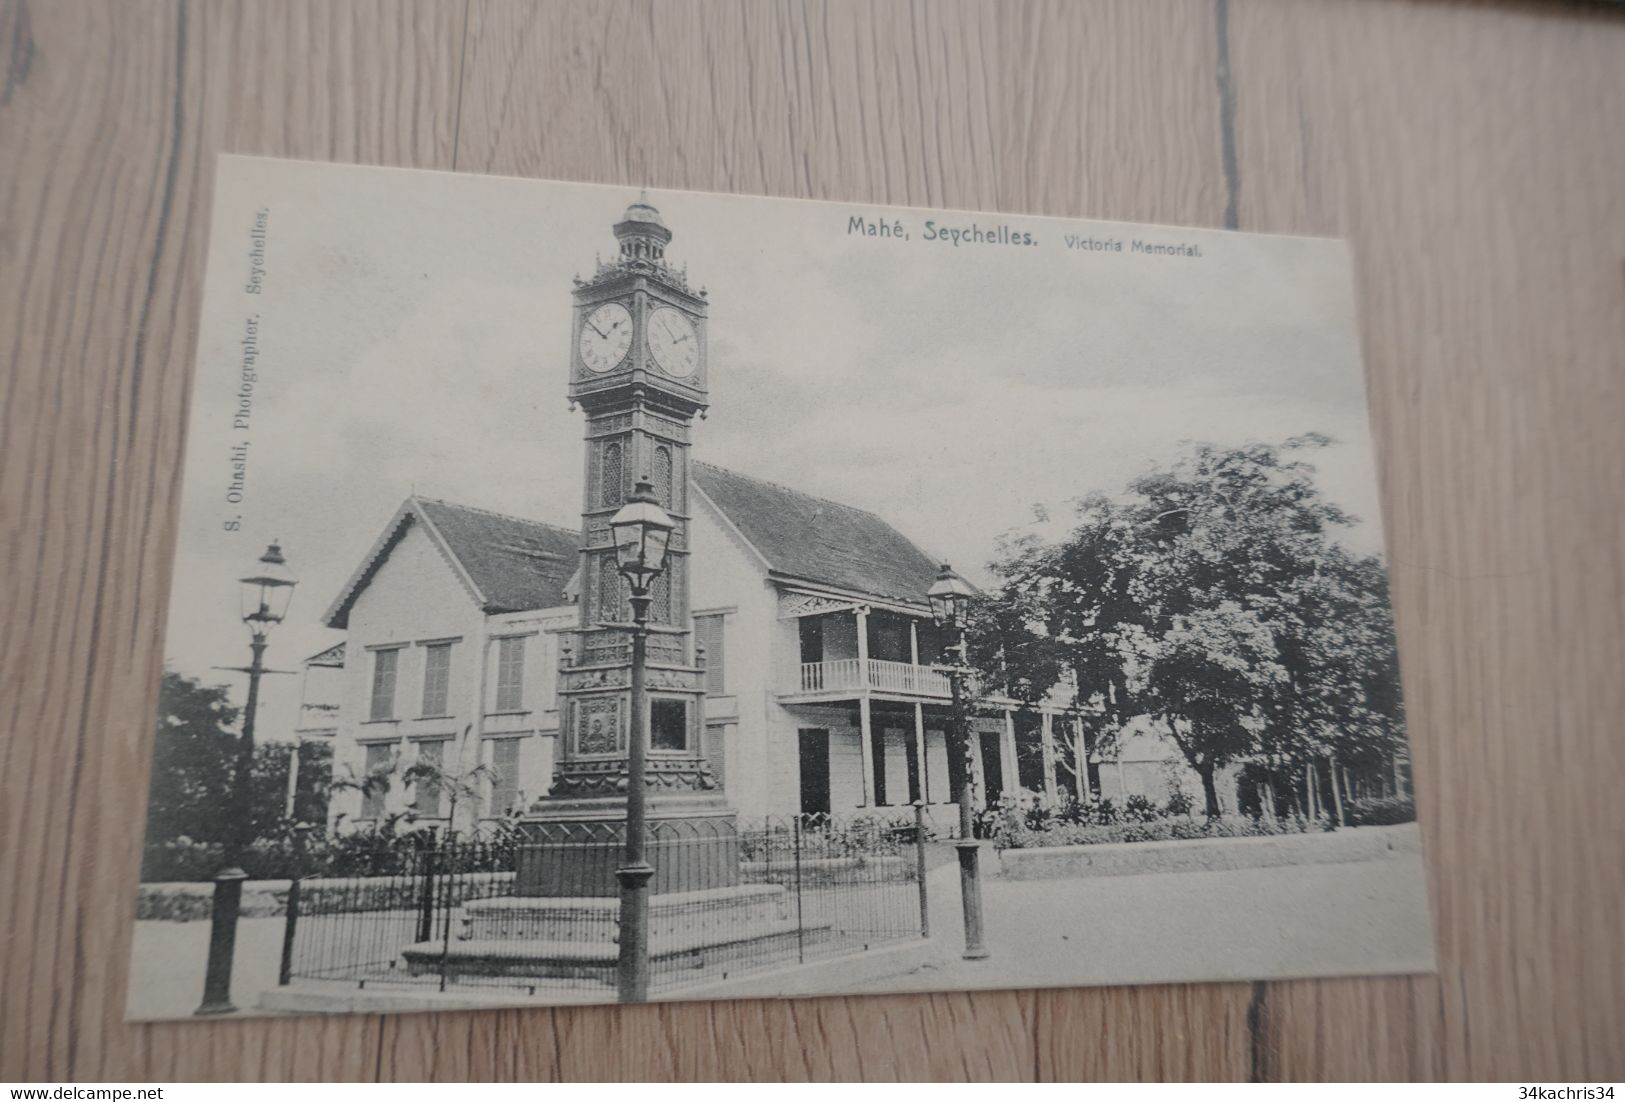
[979,435,1406,819]
[1148,602,1284,815]
[291,741,334,825]
[1260,547,1406,819]
[146,669,316,846]
[335,725,497,837]
[146,671,240,843]
[400,725,497,837]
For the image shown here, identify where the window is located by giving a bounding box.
[421,642,453,716]
[868,614,910,663]
[489,737,522,817]
[654,445,673,508]
[597,555,624,623]
[695,613,726,694]
[361,743,393,818]
[945,728,968,805]
[369,648,400,720]
[495,636,526,711]
[651,571,672,625]
[600,442,622,508]
[650,699,689,751]
[799,616,824,664]
[413,740,446,817]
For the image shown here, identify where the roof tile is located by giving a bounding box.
[692,463,939,606]
[415,499,578,613]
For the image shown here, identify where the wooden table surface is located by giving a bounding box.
[3,0,1623,1082]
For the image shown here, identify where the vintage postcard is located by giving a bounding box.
[130,155,1434,1020]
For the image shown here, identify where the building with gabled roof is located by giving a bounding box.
[316,465,1101,833]
[325,497,579,629]
[690,462,941,606]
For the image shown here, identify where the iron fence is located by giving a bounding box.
[280,811,930,999]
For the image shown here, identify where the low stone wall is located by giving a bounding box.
[136,871,515,922]
[739,854,909,884]
[995,823,1421,881]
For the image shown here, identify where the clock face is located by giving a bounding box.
[647,306,699,379]
[578,302,632,373]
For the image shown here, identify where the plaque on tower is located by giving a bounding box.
[123,156,1432,1019]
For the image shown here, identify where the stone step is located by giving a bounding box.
[401,917,835,981]
[461,883,791,943]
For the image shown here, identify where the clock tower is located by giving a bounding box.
[520,195,737,896]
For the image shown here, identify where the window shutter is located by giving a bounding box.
[495,636,526,711]
[413,740,445,817]
[696,613,725,694]
[362,743,392,818]
[370,648,399,721]
[489,738,521,816]
[421,642,452,716]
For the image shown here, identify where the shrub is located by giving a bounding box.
[1163,789,1195,818]
[1123,794,1159,823]
[138,813,529,883]
[1050,797,1120,828]
[735,814,915,862]
[1056,798,1088,826]
[1344,795,1416,826]
[972,797,1021,842]
[141,836,229,883]
[993,813,1314,850]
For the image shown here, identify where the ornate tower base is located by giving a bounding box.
[516,792,740,898]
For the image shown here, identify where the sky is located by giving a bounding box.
[166,156,1385,740]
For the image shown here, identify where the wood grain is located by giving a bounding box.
[2,0,1621,1081]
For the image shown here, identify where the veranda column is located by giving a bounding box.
[909,620,927,803]
[1039,712,1057,803]
[284,741,301,819]
[855,605,876,807]
[1001,708,1018,800]
[1072,722,1089,803]
[913,704,928,803]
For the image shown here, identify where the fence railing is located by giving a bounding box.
[280,811,930,1000]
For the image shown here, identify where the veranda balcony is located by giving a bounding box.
[784,657,955,702]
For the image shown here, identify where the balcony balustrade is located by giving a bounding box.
[791,657,955,699]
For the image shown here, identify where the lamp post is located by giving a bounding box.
[608,477,676,1003]
[927,563,989,961]
[195,541,297,1016]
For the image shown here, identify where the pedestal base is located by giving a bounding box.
[401,884,832,983]
[516,808,741,897]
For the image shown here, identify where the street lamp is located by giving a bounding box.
[608,477,675,1003]
[196,542,297,1016]
[927,563,989,960]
